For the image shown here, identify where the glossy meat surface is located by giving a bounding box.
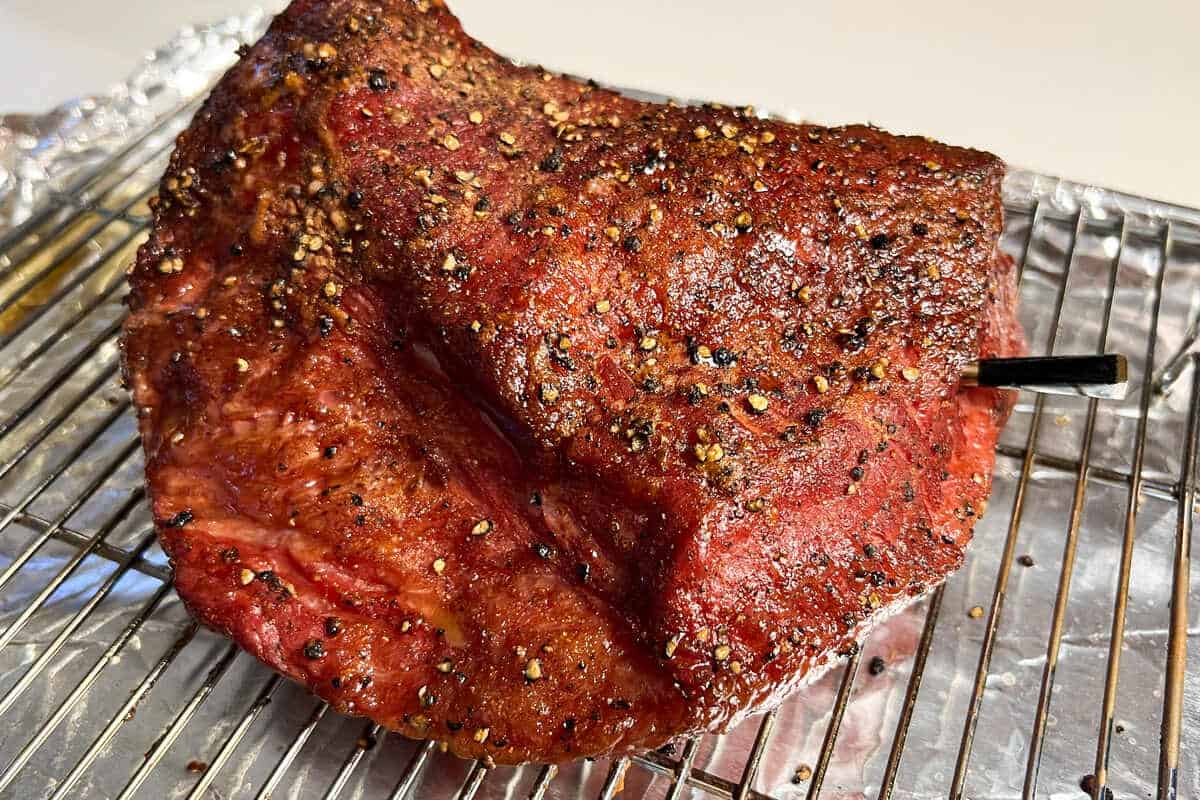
[122,0,1023,764]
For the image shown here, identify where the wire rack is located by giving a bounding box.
[1,68,1199,800]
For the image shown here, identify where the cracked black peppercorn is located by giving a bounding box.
[304,639,326,659]
[538,147,564,172]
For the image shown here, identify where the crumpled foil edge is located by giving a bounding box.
[0,10,273,234]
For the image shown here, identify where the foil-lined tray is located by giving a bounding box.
[0,9,1197,800]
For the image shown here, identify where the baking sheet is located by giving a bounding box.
[0,9,1197,799]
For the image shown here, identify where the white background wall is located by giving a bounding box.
[1,0,1197,207]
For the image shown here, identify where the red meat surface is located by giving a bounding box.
[121,0,1023,765]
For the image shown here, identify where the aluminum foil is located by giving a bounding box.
[0,11,275,233]
[0,9,1197,800]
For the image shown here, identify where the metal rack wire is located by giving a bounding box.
[0,81,1197,800]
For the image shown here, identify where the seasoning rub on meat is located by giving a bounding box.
[122,0,1024,765]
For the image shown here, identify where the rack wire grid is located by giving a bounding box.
[1,65,1200,800]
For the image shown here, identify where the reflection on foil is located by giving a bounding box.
[0,7,1198,800]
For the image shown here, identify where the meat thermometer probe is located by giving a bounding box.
[962,354,1128,400]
